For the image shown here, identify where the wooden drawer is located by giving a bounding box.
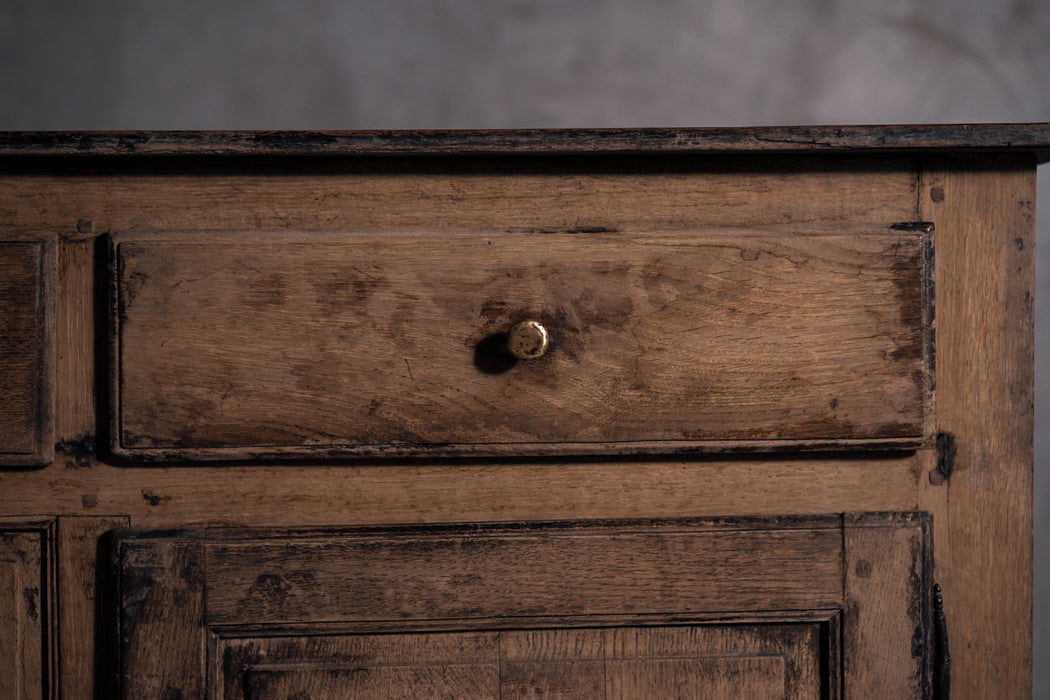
[110,224,933,461]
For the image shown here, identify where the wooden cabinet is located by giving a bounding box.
[0,125,1045,697]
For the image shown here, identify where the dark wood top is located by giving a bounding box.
[1,124,1049,161]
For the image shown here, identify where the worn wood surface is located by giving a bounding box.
[230,624,822,699]
[0,518,55,700]
[843,512,933,698]
[0,457,923,528]
[919,155,1035,698]
[117,532,205,700]
[0,239,54,466]
[56,516,128,699]
[112,226,930,460]
[238,633,500,700]
[202,518,844,626]
[115,516,929,698]
[0,155,916,233]
[0,124,1048,161]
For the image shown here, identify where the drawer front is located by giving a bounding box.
[110,225,932,461]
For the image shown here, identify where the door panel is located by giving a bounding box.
[114,515,932,698]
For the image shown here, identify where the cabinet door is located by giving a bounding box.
[113,514,934,698]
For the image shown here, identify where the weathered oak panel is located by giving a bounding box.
[116,515,932,697]
[202,519,843,626]
[0,240,54,466]
[113,225,931,460]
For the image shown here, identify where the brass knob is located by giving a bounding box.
[507,320,549,360]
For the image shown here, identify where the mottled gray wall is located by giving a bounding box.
[2,0,1048,692]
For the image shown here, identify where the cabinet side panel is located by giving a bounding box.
[920,155,1035,698]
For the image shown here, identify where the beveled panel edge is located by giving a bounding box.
[205,610,845,639]
[0,124,1048,161]
[107,437,926,465]
[0,237,56,467]
[111,513,846,543]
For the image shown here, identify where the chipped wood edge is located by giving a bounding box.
[0,124,1048,161]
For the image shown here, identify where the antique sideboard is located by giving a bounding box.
[1,125,1046,698]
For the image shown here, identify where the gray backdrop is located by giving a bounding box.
[2,0,1047,692]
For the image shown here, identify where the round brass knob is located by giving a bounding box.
[507,320,549,360]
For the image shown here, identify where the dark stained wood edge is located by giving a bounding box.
[0,237,56,467]
[1,124,1049,161]
[842,511,934,698]
[921,226,937,444]
[112,514,845,545]
[106,437,927,464]
[205,610,844,639]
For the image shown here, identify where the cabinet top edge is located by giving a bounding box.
[1,123,1049,162]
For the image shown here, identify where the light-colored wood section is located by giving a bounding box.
[919,155,1035,697]
[0,518,55,700]
[118,533,205,700]
[112,226,929,459]
[843,513,932,698]
[0,239,54,466]
[202,519,843,625]
[54,239,96,452]
[0,158,915,234]
[0,457,925,528]
[57,516,128,699]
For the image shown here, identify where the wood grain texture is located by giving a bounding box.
[0,239,54,466]
[0,130,1041,698]
[117,532,205,700]
[56,516,128,700]
[0,457,924,529]
[0,518,56,700]
[225,624,826,700]
[201,518,844,626]
[117,516,932,697]
[223,631,501,700]
[0,156,917,234]
[0,124,1048,160]
[920,155,1035,698]
[843,512,933,699]
[111,226,931,460]
[501,624,823,699]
